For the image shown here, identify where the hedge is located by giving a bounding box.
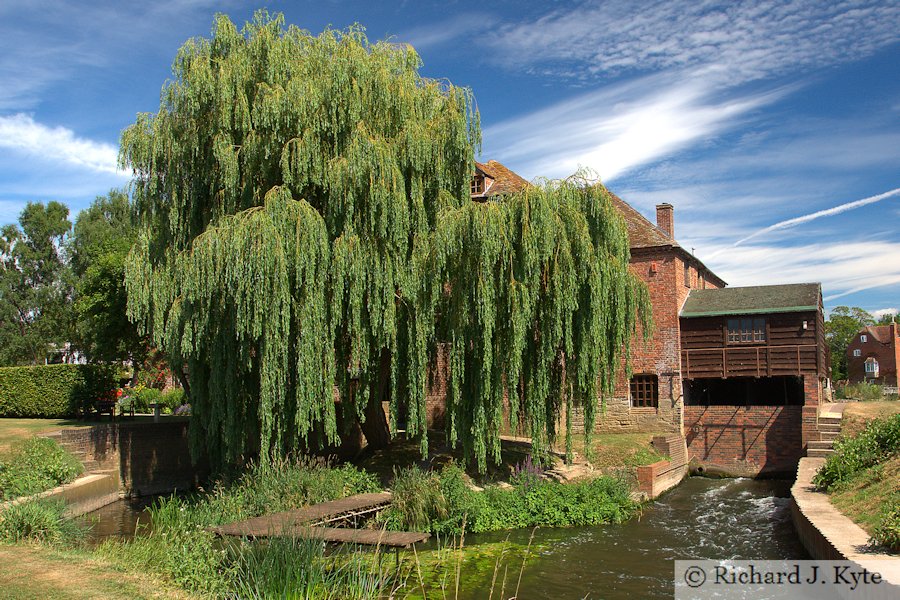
[0,364,118,418]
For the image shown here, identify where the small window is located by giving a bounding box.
[853,349,861,357]
[699,273,705,288]
[727,318,766,343]
[630,374,659,408]
[860,335,867,343]
[471,175,485,195]
[683,262,691,288]
[865,358,879,375]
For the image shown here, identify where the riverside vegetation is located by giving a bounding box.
[813,412,900,551]
[0,437,83,501]
[2,455,640,598]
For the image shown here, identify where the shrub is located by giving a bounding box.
[0,499,85,545]
[836,382,885,402]
[0,364,118,417]
[873,500,900,551]
[160,388,186,413]
[0,437,84,501]
[383,463,638,535]
[814,414,900,491]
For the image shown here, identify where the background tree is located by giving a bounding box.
[826,306,875,381]
[875,311,898,326]
[122,13,649,471]
[71,190,147,369]
[0,202,73,365]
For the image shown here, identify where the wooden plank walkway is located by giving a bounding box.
[211,492,418,544]
[243,525,429,548]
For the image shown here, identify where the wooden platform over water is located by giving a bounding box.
[210,492,428,547]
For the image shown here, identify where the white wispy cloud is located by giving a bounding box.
[485,0,900,85]
[730,188,900,248]
[399,14,483,50]
[0,113,122,175]
[871,308,898,320]
[697,240,900,305]
[483,73,788,180]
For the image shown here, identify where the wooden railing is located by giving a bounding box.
[682,344,818,379]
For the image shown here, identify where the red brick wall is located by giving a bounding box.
[684,405,803,475]
[846,325,899,387]
[58,422,208,497]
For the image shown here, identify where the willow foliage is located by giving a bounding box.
[122,12,650,471]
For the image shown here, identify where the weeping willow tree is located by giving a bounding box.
[122,12,650,471]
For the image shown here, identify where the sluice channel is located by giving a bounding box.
[81,476,807,598]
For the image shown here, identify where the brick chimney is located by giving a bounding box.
[656,203,674,238]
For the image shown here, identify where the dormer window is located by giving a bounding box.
[860,335,867,343]
[471,175,485,196]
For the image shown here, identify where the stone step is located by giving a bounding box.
[817,422,841,431]
[819,430,840,441]
[81,460,101,472]
[818,416,842,425]
[808,440,834,450]
[807,448,834,458]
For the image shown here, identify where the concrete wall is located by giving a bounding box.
[791,457,900,595]
[636,435,688,498]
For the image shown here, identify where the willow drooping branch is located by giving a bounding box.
[122,12,650,471]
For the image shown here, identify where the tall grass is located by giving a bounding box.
[814,413,900,491]
[0,436,83,501]
[0,499,85,545]
[97,457,382,595]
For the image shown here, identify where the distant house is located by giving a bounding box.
[846,323,900,387]
[423,160,829,475]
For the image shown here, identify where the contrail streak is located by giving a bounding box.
[733,187,900,247]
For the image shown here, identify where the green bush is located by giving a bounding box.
[836,382,885,402]
[0,437,84,501]
[383,463,638,535]
[0,499,85,545]
[0,364,118,417]
[160,388,186,413]
[873,500,900,551]
[814,414,900,491]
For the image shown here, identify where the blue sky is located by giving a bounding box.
[1,1,898,316]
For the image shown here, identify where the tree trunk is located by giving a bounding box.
[358,350,392,449]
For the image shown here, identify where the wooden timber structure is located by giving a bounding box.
[680,284,826,381]
[210,492,430,549]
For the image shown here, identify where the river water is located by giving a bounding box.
[452,476,808,599]
[82,476,807,598]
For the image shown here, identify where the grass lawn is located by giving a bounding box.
[0,419,91,457]
[0,543,195,599]
[0,416,190,458]
[841,400,900,437]
[829,455,900,538]
[568,432,668,473]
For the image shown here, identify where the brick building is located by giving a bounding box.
[421,159,829,475]
[846,323,900,387]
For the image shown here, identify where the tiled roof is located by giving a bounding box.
[471,159,725,285]
[475,160,530,197]
[862,325,896,344]
[607,192,676,249]
[681,283,822,318]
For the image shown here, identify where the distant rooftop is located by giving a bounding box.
[681,283,822,318]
